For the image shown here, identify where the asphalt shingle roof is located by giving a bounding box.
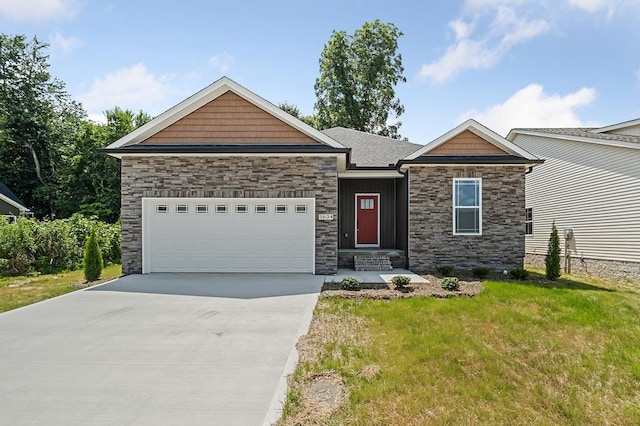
[322,127,422,167]
[513,127,640,144]
[0,180,27,208]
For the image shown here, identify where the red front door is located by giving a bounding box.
[356,194,379,246]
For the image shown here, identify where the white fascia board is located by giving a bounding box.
[106,76,345,150]
[338,170,404,179]
[400,163,532,172]
[405,119,539,161]
[0,193,29,212]
[508,129,640,151]
[590,118,640,134]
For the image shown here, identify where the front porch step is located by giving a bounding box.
[354,255,393,271]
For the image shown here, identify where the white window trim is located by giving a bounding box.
[255,204,267,213]
[452,178,482,236]
[176,205,188,214]
[275,205,287,214]
[236,204,248,213]
[525,207,533,236]
[196,205,208,214]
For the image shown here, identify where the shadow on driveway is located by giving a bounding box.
[88,273,325,299]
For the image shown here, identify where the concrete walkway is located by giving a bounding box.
[324,268,429,284]
[0,273,324,426]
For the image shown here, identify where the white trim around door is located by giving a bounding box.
[354,193,380,248]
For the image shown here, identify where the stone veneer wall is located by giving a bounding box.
[526,253,640,283]
[408,166,525,273]
[120,156,338,275]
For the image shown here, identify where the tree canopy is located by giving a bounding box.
[0,34,84,216]
[314,20,406,138]
[0,34,150,222]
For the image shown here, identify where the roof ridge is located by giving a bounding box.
[322,127,421,146]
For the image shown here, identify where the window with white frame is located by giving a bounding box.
[275,205,287,213]
[236,204,248,213]
[525,208,533,235]
[215,205,227,213]
[360,198,374,209]
[453,178,481,235]
[176,205,188,213]
[295,205,307,214]
[196,205,208,214]
[255,205,267,213]
[156,205,168,213]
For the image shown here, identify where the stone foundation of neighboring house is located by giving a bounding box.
[525,253,640,283]
[120,156,338,275]
[408,166,526,273]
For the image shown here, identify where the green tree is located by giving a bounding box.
[278,101,319,129]
[83,228,103,281]
[58,107,151,221]
[545,221,561,280]
[0,34,84,216]
[314,20,406,138]
[278,101,300,118]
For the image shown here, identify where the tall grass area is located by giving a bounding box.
[283,277,640,424]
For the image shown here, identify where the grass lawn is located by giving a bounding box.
[0,264,122,313]
[281,272,640,425]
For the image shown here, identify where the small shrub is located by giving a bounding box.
[436,265,453,276]
[391,275,411,289]
[545,221,561,280]
[509,267,529,280]
[472,266,491,279]
[441,276,459,291]
[83,228,104,282]
[340,276,361,291]
[0,218,36,272]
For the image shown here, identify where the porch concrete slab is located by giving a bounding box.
[325,268,428,284]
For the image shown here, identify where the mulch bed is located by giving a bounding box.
[320,275,483,299]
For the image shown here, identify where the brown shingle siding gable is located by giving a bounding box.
[141,91,318,145]
[427,130,507,156]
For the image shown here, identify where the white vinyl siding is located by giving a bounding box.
[513,134,640,263]
[610,125,640,137]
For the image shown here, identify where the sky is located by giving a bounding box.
[1,0,640,144]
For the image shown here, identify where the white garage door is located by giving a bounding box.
[142,198,315,273]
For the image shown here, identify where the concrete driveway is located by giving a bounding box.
[0,273,324,426]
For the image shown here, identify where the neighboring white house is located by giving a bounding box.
[508,118,640,282]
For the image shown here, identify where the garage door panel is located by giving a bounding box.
[143,198,314,273]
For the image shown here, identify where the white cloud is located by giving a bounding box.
[566,0,608,13]
[419,6,549,84]
[460,84,597,135]
[77,63,175,115]
[49,33,82,54]
[209,53,236,74]
[0,0,81,22]
[449,20,474,40]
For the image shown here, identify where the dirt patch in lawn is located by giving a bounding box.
[320,275,483,299]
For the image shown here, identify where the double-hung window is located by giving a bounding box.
[453,178,481,235]
[525,208,533,235]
